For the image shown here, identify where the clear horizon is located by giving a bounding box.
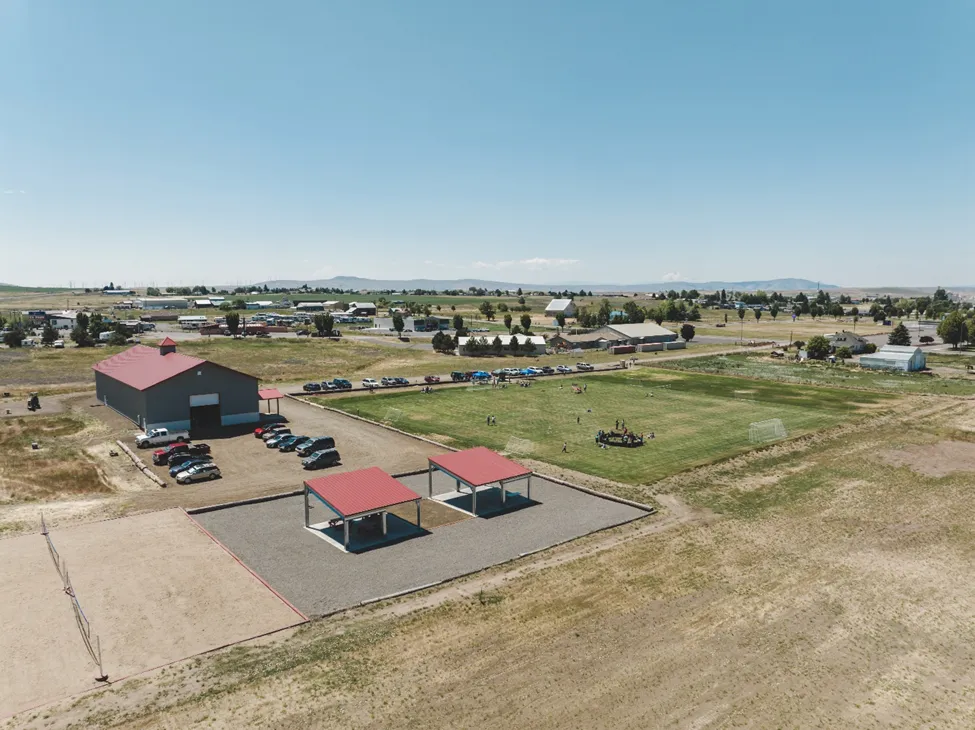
[2,2,972,287]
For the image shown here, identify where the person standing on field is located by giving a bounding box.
[562,441,567,453]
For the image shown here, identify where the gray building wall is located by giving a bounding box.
[95,371,148,429]
[141,362,259,430]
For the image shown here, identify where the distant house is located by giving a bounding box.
[548,327,627,351]
[828,331,869,354]
[346,302,377,316]
[294,302,325,312]
[47,310,79,330]
[101,289,135,296]
[193,299,213,308]
[603,322,677,345]
[860,345,926,372]
[244,300,275,310]
[544,299,576,318]
[135,297,189,310]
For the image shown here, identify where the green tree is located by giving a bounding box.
[3,325,25,347]
[107,327,128,346]
[392,312,405,336]
[452,313,464,331]
[652,309,664,326]
[503,313,512,332]
[835,346,853,359]
[233,298,247,309]
[555,312,566,329]
[492,335,504,354]
[509,325,522,336]
[521,336,536,355]
[937,310,968,349]
[225,311,241,337]
[770,303,779,320]
[806,335,831,360]
[75,312,90,331]
[680,323,695,342]
[478,301,496,321]
[87,313,109,339]
[520,313,532,332]
[754,309,762,323]
[41,322,58,345]
[70,324,94,347]
[737,306,746,341]
[888,322,911,346]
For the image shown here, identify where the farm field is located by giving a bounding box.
[20,397,975,729]
[658,352,975,396]
[323,369,895,487]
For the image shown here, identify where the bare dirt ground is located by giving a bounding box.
[0,509,304,720]
[10,399,975,729]
[880,440,975,477]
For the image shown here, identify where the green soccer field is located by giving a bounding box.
[327,370,897,485]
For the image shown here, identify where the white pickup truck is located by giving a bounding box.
[135,428,190,448]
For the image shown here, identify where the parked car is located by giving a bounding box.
[135,428,189,448]
[539,366,555,375]
[296,436,336,456]
[394,377,410,385]
[152,442,211,465]
[556,365,573,374]
[53,339,64,348]
[264,431,293,447]
[319,381,338,391]
[166,449,212,468]
[272,434,304,450]
[278,434,309,452]
[380,377,397,387]
[362,378,379,388]
[331,378,352,390]
[519,368,536,376]
[302,448,341,470]
[471,371,491,381]
[302,382,322,392]
[169,458,211,477]
[502,368,521,376]
[450,371,471,382]
[424,375,441,384]
[175,463,221,484]
[254,423,288,438]
[262,427,291,442]
[576,362,595,371]
[295,329,310,336]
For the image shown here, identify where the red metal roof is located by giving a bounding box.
[92,345,204,391]
[258,388,285,400]
[304,467,420,517]
[159,337,177,346]
[428,447,531,487]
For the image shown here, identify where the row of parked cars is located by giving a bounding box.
[151,442,221,484]
[253,423,341,470]
[302,363,598,392]
[302,378,353,393]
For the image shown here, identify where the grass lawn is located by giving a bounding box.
[657,352,975,396]
[325,369,894,485]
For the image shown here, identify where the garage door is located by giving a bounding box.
[190,393,220,407]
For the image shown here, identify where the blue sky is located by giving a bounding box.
[1,1,972,288]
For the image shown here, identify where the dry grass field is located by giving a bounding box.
[9,397,975,729]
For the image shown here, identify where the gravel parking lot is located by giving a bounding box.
[131,397,442,512]
[194,471,649,616]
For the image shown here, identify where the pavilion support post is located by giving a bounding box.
[382,511,387,536]
[472,483,477,516]
[527,474,531,501]
[415,499,421,528]
[428,464,433,498]
[501,479,506,505]
[343,519,350,549]
[303,488,309,527]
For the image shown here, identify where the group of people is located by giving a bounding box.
[595,427,653,448]
[485,415,498,426]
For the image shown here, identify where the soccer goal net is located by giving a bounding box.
[503,436,536,457]
[749,418,787,443]
[383,407,404,425]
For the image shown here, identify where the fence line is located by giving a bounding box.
[39,514,108,681]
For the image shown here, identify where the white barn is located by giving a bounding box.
[544,299,576,318]
[860,345,926,372]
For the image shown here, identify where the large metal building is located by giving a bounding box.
[93,338,260,432]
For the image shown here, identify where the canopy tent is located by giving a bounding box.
[303,467,422,549]
[258,388,284,414]
[427,447,533,516]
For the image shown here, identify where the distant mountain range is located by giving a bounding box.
[254,276,837,293]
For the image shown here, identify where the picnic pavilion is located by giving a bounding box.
[427,447,533,516]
